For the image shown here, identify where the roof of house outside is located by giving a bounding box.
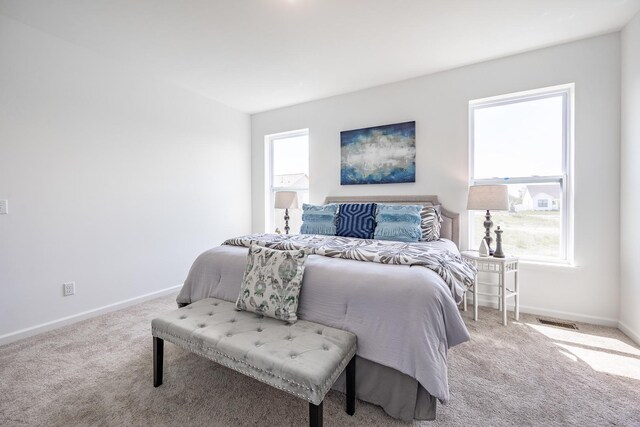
[526,184,561,199]
[273,173,309,188]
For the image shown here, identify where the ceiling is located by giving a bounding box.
[1,0,639,113]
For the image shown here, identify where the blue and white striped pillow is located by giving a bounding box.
[374,204,423,242]
[336,203,377,239]
[300,203,338,235]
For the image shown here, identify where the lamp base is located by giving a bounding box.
[484,210,494,255]
[284,208,290,235]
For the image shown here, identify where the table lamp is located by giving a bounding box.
[274,191,299,235]
[467,185,509,255]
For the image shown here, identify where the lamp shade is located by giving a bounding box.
[467,185,509,211]
[274,191,299,209]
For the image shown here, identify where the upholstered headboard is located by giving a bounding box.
[323,195,460,247]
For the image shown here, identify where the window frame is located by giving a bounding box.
[264,128,309,233]
[468,84,574,264]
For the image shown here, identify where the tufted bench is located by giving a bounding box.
[151,298,357,427]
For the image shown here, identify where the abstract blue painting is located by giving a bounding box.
[340,121,416,185]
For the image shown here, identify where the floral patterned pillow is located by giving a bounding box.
[420,205,443,242]
[236,244,309,323]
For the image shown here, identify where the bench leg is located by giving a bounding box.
[153,337,164,387]
[309,401,323,427]
[346,356,356,416]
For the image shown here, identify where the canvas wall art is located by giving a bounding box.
[340,121,416,185]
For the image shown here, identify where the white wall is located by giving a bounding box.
[620,12,640,344]
[251,34,621,326]
[0,15,251,341]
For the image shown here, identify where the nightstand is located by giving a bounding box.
[461,251,520,326]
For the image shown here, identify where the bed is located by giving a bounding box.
[176,196,472,421]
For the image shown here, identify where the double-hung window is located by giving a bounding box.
[265,129,309,234]
[469,85,573,263]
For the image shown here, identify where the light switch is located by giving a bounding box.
[0,200,7,214]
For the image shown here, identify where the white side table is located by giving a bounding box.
[461,251,520,326]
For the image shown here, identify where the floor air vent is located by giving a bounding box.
[537,318,578,330]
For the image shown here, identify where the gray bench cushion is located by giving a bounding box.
[151,298,357,405]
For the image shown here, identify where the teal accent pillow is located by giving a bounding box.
[300,203,338,235]
[374,204,423,242]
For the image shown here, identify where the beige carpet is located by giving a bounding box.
[1,294,639,426]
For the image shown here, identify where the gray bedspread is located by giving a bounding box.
[177,237,470,404]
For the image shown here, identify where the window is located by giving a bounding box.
[265,129,309,233]
[469,85,573,262]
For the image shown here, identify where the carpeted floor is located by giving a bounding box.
[1,294,639,426]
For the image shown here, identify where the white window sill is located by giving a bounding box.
[518,259,578,269]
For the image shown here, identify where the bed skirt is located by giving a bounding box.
[332,355,437,421]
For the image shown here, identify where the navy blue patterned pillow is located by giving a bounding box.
[336,203,377,239]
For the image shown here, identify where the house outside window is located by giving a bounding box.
[469,85,573,263]
[265,129,309,233]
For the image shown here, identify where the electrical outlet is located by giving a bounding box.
[63,282,75,296]
[0,200,7,214]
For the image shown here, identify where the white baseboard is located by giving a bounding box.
[0,284,182,347]
[472,296,618,327]
[618,321,640,345]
